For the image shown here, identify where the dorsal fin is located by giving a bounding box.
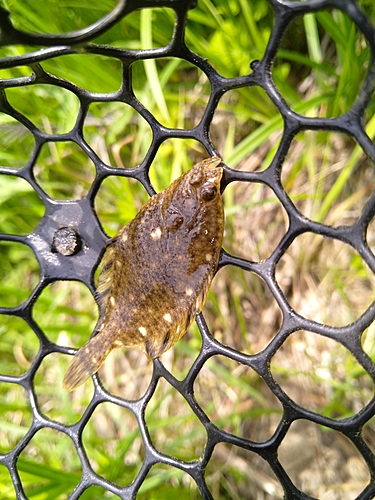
[94,233,122,316]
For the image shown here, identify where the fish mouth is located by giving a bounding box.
[201,156,222,170]
[208,156,222,169]
[187,156,223,191]
[203,157,223,185]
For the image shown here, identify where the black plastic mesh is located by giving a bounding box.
[1,0,375,498]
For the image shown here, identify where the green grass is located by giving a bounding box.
[1,0,375,498]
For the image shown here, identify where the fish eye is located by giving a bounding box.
[189,172,203,186]
[201,186,217,201]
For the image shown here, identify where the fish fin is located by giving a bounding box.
[144,328,172,360]
[179,266,215,338]
[94,230,128,320]
[95,238,117,300]
[62,333,115,391]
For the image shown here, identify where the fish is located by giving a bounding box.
[62,156,224,390]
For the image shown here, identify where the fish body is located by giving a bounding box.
[63,156,224,390]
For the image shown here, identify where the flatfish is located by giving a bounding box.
[63,156,224,390]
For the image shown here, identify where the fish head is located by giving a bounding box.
[187,156,223,205]
[164,157,223,228]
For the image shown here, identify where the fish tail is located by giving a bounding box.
[62,333,115,391]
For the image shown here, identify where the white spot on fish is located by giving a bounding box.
[110,296,116,306]
[92,356,97,363]
[163,313,172,323]
[139,326,147,336]
[185,288,193,296]
[122,233,128,242]
[206,253,212,262]
[151,227,162,240]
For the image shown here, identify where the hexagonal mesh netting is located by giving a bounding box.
[1,0,375,498]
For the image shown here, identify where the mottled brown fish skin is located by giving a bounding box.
[63,156,224,390]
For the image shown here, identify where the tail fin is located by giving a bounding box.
[62,333,115,391]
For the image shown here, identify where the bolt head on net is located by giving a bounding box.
[52,227,81,256]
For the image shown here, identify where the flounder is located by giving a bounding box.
[63,156,224,390]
